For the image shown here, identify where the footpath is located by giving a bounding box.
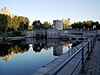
[84,38,100,75]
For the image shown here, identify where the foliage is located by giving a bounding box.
[28,25,33,30]
[11,30,21,37]
[0,13,30,31]
[32,20,53,29]
[0,14,7,31]
[43,21,53,28]
[10,16,29,30]
[63,21,70,28]
[0,43,29,57]
[18,22,28,31]
[32,20,43,29]
[71,20,100,29]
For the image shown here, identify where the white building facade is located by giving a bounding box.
[53,20,63,30]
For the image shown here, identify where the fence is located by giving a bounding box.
[50,34,97,75]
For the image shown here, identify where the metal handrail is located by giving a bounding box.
[50,34,97,75]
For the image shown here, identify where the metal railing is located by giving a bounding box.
[50,34,97,75]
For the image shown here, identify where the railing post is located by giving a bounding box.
[93,36,95,48]
[94,35,97,45]
[87,42,90,59]
[90,39,93,52]
[81,47,85,73]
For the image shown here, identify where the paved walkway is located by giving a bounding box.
[85,39,100,75]
[33,35,100,75]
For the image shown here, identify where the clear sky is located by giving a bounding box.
[0,0,100,24]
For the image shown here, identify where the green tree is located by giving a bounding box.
[83,21,91,28]
[43,21,53,28]
[0,14,30,31]
[71,20,100,29]
[0,14,7,31]
[19,22,28,31]
[72,21,83,28]
[0,14,3,31]
[8,15,29,30]
[6,15,12,29]
[32,20,43,29]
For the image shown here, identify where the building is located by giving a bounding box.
[62,18,71,29]
[0,7,10,15]
[0,7,14,18]
[53,20,63,30]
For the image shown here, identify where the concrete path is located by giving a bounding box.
[85,39,100,75]
[57,37,100,75]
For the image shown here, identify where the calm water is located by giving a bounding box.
[0,38,80,75]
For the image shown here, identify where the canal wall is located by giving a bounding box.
[24,29,60,38]
[32,41,87,75]
[24,29,96,39]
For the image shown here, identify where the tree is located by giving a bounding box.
[95,21,100,29]
[71,22,83,29]
[0,13,30,31]
[82,21,91,28]
[28,25,33,30]
[0,14,7,32]
[0,14,3,31]
[24,22,28,30]
[32,20,43,29]
[6,15,12,29]
[19,22,24,31]
[71,20,100,29]
[19,22,28,31]
[43,21,53,29]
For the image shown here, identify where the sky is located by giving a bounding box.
[0,0,100,24]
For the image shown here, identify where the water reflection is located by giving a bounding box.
[0,39,81,62]
[33,43,45,52]
[53,46,63,56]
[0,39,74,61]
[0,41,29,61]
[0,38,81,75]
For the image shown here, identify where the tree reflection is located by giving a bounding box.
[0,41,29,61]
[33,43,50,52]
[32,39,51,52]
[0,43,11,56]
[33,43,43,52]
[0,38,81,61]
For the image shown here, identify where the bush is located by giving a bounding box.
[12,30,21,37]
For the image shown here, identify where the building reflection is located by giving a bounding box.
[31,39,73,57]
[63,44,72,48]
[0,38,75,61]
[53,46,63,56]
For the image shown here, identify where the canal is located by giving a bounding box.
[0,38,81,75]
